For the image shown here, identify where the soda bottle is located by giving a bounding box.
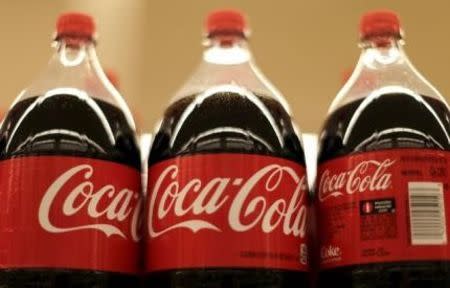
[145,9,310,288]
[0,12,142,287]
[316,10,450,287]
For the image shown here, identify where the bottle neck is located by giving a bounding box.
[55,36,98,67]
[329,35,445,112]
[176,35,267,94]
[20,36,118,103]
[359,36,406,68]
[202,35,251,65]
[53,36,110,89]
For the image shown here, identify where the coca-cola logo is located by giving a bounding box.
[318,159,395,202]
[38,164,142,241]
[148,164,308,239]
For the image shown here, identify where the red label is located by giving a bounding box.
[146,154,309,272]
[0,156,142,274]
[317,149,450,270]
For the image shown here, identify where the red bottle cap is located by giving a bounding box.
[56,12,96,39]
[360,10,401,40]
[205,9,248,36]
[105,69,120,90]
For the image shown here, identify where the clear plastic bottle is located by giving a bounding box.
[0,12,141,287]
[146,9,310,288]
[316,10,450,288]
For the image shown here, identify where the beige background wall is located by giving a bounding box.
[0,1,449,133]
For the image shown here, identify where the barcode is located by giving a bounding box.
[408,182,447,245]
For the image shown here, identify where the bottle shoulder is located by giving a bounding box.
[150,87,304,164]
[319,92,450,162]
[0,94,139,167]
[171,59,292,115]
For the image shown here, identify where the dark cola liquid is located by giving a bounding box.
[147,91,308,288]
[0,94,140,287]
[317,93,450,288]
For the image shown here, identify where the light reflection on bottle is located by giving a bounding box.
[343,86,450,148]
[170,84,283,150]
